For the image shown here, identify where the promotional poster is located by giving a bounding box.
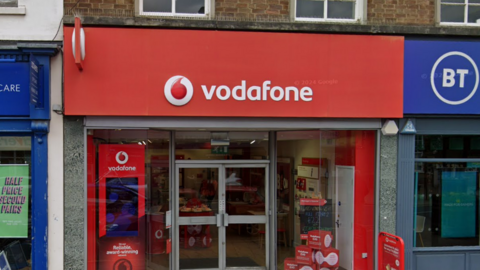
[97,145,146,269]
[441,171,477,238]
[378,232,404,270]
[0,165,29,238]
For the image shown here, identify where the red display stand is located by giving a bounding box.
[378,232,405,270]
[147,213,165,254]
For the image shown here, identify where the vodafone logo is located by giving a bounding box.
[116,151,129,164]
[164,76,194,106]
[164,75,314,106]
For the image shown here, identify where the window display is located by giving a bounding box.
[414,135,480,248]
[87,130,170,270]
[86,129,375,270]
[0,137,31,270]
[277,130,375,270]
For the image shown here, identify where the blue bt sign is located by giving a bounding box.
[404,40,480,114]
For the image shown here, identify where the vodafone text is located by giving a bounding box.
[201,80,313,102]
[108,165,136,171]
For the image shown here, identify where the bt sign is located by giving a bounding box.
[404,40,480,114]
[431,51,479,105]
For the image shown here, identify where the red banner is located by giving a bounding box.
[378,232,405,270]
[64,27,403,118]
[97,144,146,270]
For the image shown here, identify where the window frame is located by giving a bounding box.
[439,0,480,26]
[136,0,211,18]
[293,0,364,23]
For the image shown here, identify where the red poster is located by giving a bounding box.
[378,232,404,270]
[97,145,146,270]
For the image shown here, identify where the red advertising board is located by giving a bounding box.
[378,232,405,270]
[63,27,403,118]
[97,144,146,270]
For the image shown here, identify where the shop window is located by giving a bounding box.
[276,130,375,270]
[0,137,31,270]
[440,0,480,25]
[86,129,170,269]
[175,131,269,160]
[295,0,362,22]
[138,0,208,17]
[414,135,480,248]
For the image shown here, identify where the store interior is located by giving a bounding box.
[88,129,376,270]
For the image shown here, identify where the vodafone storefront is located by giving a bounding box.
[64,26,403,270]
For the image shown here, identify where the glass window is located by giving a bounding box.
[277,130,376,270]
[414,134,480,247]
[415,135,480,159]
[175,131,269,160]
[296,0,359,21]
[440,0,480,24]
[142,0,207,16]
[87,129,170,269]
[415,162,480,247]
[0,136,32,270]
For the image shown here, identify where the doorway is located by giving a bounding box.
[174,161,270,270]
[336,166,355,270]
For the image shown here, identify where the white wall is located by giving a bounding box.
[48,53,63,270]
[0,0,63,41]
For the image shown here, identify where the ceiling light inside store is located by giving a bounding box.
[138,142,142,145]
[148,140,152,143]
[142,141,146,145]
[250,140,256,144]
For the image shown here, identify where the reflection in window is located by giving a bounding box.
[440,0,480,24]
[415,163,480,247]
[175,131,268,160]
[143,0,205,15]
[296,0,357,21]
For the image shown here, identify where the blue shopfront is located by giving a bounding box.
[398,38,480,270]
[0,45,58,270]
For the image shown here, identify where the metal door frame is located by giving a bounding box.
[173,160,270,270]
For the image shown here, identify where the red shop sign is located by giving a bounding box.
[378,232,405,270]
[63,27,404,118]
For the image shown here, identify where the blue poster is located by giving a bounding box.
[441,171,477,238]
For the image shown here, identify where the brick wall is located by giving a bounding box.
[215,0,289,21]
[64,0,436,26]
[368,0,435,25]
[64,0,134,17]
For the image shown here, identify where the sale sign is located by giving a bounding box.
[0,165,29,238]
[378,232,405,270]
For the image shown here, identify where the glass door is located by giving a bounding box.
[175,164,222,270]
[223,164,268,269]
[174,162,269,270]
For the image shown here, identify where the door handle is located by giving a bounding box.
[336,219,341,228]
[224,213,229,227]
[217,214,222,227]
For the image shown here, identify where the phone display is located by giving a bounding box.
[106,177,139,237]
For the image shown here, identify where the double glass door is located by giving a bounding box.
[174,161,269,270]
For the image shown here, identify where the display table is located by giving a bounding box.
[179,211,214,249]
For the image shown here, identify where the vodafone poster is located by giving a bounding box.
[97,145,146,270]
[378,232,404,270]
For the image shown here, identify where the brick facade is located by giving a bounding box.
[64,0,436,26]
[215,0,289,21]
[367,0,435,25]
[64,0,135,17]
